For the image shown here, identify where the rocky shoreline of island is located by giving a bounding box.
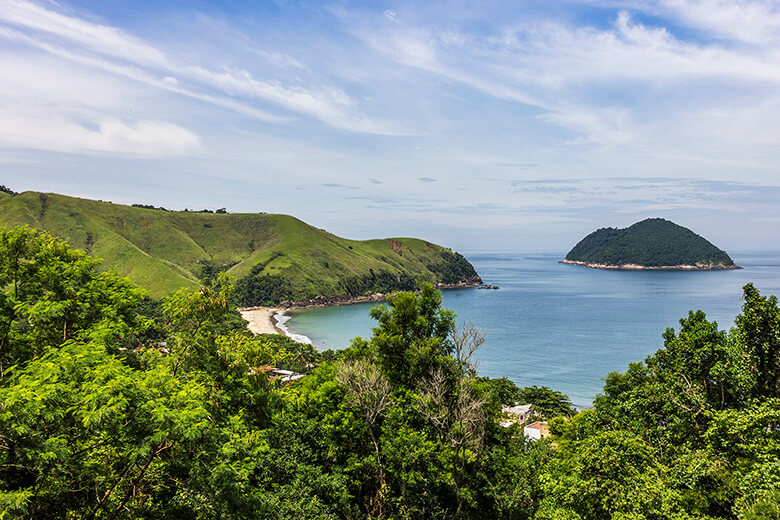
[560,259,742,270]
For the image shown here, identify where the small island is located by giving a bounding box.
[562,218,741,270]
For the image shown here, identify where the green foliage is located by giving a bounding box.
[565,218,735,267]
[0,341,213,518]
[196,258,238,286]
[734,284,780,399]
[0,229,334,519]
[363,283,456,387]
[337,269,417,297]
[538,430,694,520]
[480,376,524,405]
[516,386,575,419]
[0,226,144,374]
[233,273,295,306]
[131,203,169,211]
[427,251,480,284]
[282,283,553,519]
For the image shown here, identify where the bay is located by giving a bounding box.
[285,251,780,406]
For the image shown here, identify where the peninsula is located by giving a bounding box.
[0,191,481,305]
[562,218,740,270]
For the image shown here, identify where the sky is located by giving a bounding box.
[1,0,779,252]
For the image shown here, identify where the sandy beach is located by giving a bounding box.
[239,307,283,335]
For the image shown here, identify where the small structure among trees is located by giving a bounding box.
[500,403,533,427]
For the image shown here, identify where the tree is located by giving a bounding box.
[538,430,693,520]
[366,282,456,388]
[516,386,575,419]
[0,226,144,377]
[651,310,733,411]
[336,359,394,515]
[0,341,213,518]
[734,283,780,400]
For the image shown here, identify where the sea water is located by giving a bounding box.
[284,251,780,406]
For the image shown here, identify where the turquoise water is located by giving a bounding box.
[285,252,780,406]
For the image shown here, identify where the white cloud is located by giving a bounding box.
[0,110,199,155]
[0,0,402,134]
[537,106,634,146]
[251,48,307,70]
[0,49,199,156]
[0,26,288,125]
[0,0,167,65]
[657,0,780,45]
[356,6,780,153]
[184,66,405,134]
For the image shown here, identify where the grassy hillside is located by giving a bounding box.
[0,192,480,302]
[565,218,736,267]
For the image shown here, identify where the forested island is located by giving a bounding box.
[563,218,740,270]
[1,225,778,519]
[0,191,480,305]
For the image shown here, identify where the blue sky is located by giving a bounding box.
[1,0,779,252]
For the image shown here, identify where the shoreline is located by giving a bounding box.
[560,259,743,270]
[238,307,284,335]
[238,280,482,343]
[272,279,482,310]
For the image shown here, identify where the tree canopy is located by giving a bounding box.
[565,218,736,267]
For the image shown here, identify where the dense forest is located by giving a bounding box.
[1,226,778,519]
[565,218,737,268]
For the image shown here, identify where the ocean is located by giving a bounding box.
[283,251,780,406]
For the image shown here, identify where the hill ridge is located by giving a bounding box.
[0,191,481,303]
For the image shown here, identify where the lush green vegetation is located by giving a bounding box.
[0,227,546,519]
[0,192,480,302]
[539,285,780,518]
[2,225,778,519]
[427,251,482,285]
[565,218,736,267]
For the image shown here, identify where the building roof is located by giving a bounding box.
[502,403,533,416]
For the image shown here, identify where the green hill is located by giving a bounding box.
[0,191,481,302]
[563,218,738,269]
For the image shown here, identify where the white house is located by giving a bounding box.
[500,403,533,428]
[523,421,550,440]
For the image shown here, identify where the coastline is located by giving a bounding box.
[238,279,482,344]
[274,279,482,310]
[238,307,284,335]
[560,259,743,270]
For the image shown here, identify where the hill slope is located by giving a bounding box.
[0,192,481,302]
[563,218,739,269]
